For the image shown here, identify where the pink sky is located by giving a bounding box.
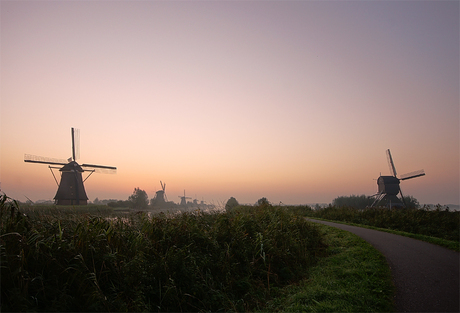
[1,1,458,206]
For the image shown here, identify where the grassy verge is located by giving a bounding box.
[263,223,395,312]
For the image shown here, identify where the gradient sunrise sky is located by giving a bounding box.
[1,0,458,206]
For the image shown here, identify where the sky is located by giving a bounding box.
[1,0,459,206]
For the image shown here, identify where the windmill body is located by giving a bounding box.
[371,149,425,208]
[377,176,400,195]
[153,190,166,205]
[54,161,89,205]
[179,190,191,206]
[24,128,116,205]
[151,181,169,208]
[374,176,404,207]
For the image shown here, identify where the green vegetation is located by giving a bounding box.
[332,194,375,209]
[264,224,395,312]
[1,195,327,312]
[332,194,419,209]
[9,193,446,312]
[9,203,123,218]
[128,187,149,210]
[225,196,239,211]
[301,205,459,243]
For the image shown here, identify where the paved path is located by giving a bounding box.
[308,219,459,312]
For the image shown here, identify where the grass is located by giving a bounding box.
[262,223,395,312]
[299,205,459,244]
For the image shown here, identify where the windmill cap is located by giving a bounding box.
[378,176,400,184]
[60,161,84,172]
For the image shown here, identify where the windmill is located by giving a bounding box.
[151,181,168,207]
[371,149,425,208]
[24,127,116,205]
[178,190,191,206]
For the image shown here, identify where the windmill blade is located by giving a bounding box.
[386,149,397,177]
[81,163,117,174]
[84,167,117,174]
[399,187,407,207]
[24,154,68,166]
[160,181,168,201]
[71,128,80,161]
[400,169,425,181]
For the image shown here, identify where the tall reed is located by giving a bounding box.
[1,195,326,312]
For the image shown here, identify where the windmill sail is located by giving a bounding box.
[400,169,425,180]
[160,181,168,201]
[72,128,80,161]
[81,163,117,174]
[386,149,397,177]
[24,154,68,166]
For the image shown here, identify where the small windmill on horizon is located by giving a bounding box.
[178,190,191,206]
[24,127,116,205]
[371,149,425,208]
[151,181,169,208]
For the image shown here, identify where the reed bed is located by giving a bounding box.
[1,195,326,312]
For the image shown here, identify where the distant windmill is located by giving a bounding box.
[151,181,168,207]
[371,149,425,208]
[24,127,116,205]
[178,190,191,206]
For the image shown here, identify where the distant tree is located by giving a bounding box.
[107,200,131,208]
[403,195,420,209]
[128,188,149,210]
[256,197,270,207]
[93,197,100,205]
[332,195,374,209]
[101,199,118,205]
[225,197,239,211]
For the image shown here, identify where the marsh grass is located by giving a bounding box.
[1,196,326,312]
[16,203,122,219]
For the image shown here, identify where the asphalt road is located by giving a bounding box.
[307,219,459,312]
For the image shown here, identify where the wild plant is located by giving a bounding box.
[1,194,326,312]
